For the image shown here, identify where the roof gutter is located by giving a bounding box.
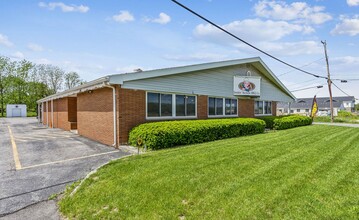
[37,76,110,103]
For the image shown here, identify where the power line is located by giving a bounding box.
[287,78,322,88]
[331,81,355,98]
[277,58,325,77]
[171,0,327,79]
[172,0,359,84]
[290,84,326,92]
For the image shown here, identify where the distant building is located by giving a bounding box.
[277,96,356,116]
[6,104,27,117]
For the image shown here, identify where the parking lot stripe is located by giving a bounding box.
[7,125,22,170]
[20,150,120,170]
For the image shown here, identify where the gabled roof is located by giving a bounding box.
[278,96,355,109]
[38,57,295,103]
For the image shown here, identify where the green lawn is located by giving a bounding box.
[59,125,359,219]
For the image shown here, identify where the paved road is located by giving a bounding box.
[0,117,132,219]
[313,122,359,128]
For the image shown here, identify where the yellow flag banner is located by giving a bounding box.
[310,95,318,118]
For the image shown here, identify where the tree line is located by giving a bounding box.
[0,55,84,117]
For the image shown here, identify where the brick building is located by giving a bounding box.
[37,57,295,147]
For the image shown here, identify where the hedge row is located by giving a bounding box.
[129,118,266,150]
[273,115,312,130]
[256,116,284,129]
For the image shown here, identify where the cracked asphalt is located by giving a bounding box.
[0,117,132,219]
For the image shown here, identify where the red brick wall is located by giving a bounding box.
[56,98,71,131]
[197,95,208,119]
[42,102,48,125]
[238,99,255,118]
[45,101,52,127]
[68,97,77,122]
[118,87,146,144]
[77,88,114,146]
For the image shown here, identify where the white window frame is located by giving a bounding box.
[208,97,238,118]
[254,100,273,116]
[146,91,197,120]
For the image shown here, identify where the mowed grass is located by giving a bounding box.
[59,125,359,219]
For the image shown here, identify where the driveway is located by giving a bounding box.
[0,117,132,219]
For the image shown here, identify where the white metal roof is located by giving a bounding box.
[37,57,295,103]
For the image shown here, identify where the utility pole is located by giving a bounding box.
[322,40,334,123]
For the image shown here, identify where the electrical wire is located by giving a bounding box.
[277,58,325,77]
[172,0,358,83]
[171,0,327,79]
[290,84,326,92]
[331,81,356,98]
[287,78,322,88]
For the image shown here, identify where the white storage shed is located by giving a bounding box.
[6,104,27,117]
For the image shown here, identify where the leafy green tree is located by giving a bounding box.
[64,71,84,89]
[0,56,10,116]
[37,64,64,94]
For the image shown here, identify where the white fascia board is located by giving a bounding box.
[37,76,110,103]
[108,57,262,84]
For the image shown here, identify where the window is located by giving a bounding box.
[161,94,172,116]
[147,93,173,117]
[147,93,160,117]
[297,109,300,113]
[147,92,196,118]
[264,101,272,114]
[305,109,309,113]
[225,98,237,115]
[255,101,272,115]
[290,110,294,113]
[176,95,196,117]
[209,97,237,116]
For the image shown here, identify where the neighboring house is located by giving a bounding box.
[277,96,356,116]
[37,57,295,147]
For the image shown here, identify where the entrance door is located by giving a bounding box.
[12,108,21,117]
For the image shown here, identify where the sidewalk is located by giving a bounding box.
[313,122,359,128]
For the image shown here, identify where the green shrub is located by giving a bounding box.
[129,118,266,150]
[274,115,312,130]
[256,115,291,129]
[256,116,277,129]
[27,111,37,117]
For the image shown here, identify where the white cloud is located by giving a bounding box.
[331,15,359,36]
[145,13,171,25]
[194,19,314,44]
[347,0,359,6]
[27,43,44,52]
[112,11,135,23]
[163,52,227,62]
[331,56,359,65]
[38,2,89,13]
[11,51,24,59]
[254,0,332,24]
[0,34,13,47]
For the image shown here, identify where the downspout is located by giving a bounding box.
[104,84,117,148]
[51,99,54,128]
[46,101,49,127]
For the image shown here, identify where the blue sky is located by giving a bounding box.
[0,0,358,99]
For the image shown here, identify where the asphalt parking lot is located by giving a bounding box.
[0,117,132,219]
